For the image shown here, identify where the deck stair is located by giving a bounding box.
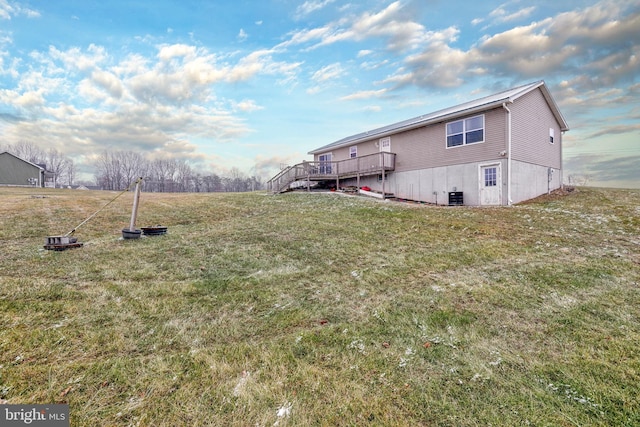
[267,152,396,194]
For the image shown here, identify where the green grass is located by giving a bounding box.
[1,186,639,426]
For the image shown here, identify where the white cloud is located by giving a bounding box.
[311,63,344,83]
[0,0,39,19]
[233,99,263,112]
[306,63,344,94]
[238,28,248,42]
[282,1,429,53]
[489,4,536,24]
[157,44,197,62]
[227,49,302,84]
[0,0,13,19]
[381,0,640,90]
[0,39,304,176]
[22,7,39,18]
[91,70,124,99]
[48,44,108,72]
[383,26,465,88]
[0,88,44,108]
[295,0,336,19]
[340,88,387,101]
[360,58,389,71]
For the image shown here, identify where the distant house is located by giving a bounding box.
[0,151,56,188]
[268,81,569,206]
[72,185,101,190]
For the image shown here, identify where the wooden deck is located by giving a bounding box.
[267,152,396,193]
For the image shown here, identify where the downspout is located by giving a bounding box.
[560,130,564,190]
[502,102,513,206]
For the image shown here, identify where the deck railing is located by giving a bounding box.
[267,152,396,193]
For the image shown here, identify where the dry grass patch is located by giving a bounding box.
[1,186,639,426]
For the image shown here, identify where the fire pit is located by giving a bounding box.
[141,226,168,236]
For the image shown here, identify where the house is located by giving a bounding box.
[268,81,569,206]
[0,151,56,188]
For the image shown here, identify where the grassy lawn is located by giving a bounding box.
[1,186,639,426]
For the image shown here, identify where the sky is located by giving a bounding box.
[0,0,639,188]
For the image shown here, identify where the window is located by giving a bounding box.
[349,146,357,158]
[484,167,497,187]
[446,115,484,148]
[318,153,332,174]
[379,137,391,152]
[549,128,555,144]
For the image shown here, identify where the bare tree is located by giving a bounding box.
[148,158,177,192]
[118,151,148,189]
[175,160,194,192]
[11,141,46,164]
[45,148,69,188]
[92,148,265,193]
[94,150,149,190]
[63,158,76,187]
[95,151,122,190]
[226,167,248,192]
[201,174,222,192]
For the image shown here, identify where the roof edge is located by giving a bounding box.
[0,151,45,170]
[308,80,569,155]
[308,99,508,154]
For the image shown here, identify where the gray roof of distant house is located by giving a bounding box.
[309,81,569,155]
[0,151,45,170]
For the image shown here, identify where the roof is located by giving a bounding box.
[0,151,45,170]
[309,80,569,155]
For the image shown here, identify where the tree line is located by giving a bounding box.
[92,150,264,193]
[1,142,264,192]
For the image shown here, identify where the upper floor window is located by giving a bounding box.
[379,137,391,152]
[349,146,357,158]
[446,115,484,148]
[549,128,555,144]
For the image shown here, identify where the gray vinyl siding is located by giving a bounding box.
[394,107,506,171]
[510,88,562,169]
[0,153,42,186]
[315,107,507,169]
[314,140,378,161]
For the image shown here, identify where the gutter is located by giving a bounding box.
[502,102,513,206]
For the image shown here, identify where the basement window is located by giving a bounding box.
[446,115,484,148]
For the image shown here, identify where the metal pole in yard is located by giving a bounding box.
[129,178,142,231]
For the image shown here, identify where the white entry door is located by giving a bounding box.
[479,164,501,205]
